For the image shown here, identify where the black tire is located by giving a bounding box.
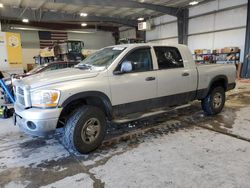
[3,108,8,118]
[201,86,225,115]
[63,105,107,154]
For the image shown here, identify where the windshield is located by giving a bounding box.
[76,47,126,69]
[28,64,47,74]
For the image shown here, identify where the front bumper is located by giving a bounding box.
[14,104,63,136]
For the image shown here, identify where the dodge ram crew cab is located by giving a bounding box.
[13,44,236,153]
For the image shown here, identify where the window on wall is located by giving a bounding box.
[119,48,153,72]
[154,47,184,69]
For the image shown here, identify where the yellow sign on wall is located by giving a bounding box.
[0,36,4,43]
[6,32,23,67]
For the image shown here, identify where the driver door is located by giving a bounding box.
[108,47,157,116]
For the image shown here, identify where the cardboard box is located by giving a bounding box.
[213,49,222,53]
[194,49,211,54]
[194,49,203,54]
[223,47,240,53]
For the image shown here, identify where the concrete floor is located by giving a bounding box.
[0,82,250,188]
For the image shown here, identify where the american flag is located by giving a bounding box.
[38,31,68,49]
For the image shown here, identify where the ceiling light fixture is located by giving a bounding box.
[137,17,144,21]
[0,3,4,8]
[80,12,88,17]
[189,1,199,5]
[81,23,87,27]
[22,18,29,23]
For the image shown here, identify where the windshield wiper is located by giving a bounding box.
[75,64,92,70]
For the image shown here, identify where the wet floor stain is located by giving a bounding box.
[19,139,47,149]
[226,91,250,107]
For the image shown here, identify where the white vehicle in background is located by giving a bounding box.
[13,43,236,154]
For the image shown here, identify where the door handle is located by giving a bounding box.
[145,77,156,81]
[182,72,190,77]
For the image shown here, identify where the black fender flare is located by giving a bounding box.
[197,75,228,99]
[209,75,228,89]
[61,91,113,120]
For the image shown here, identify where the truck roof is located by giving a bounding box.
[109,43,188,50]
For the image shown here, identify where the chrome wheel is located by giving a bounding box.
[213,92,223,109]
[81,118,101,143]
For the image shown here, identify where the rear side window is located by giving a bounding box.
[154,47,184,69]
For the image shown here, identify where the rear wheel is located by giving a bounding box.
[63,106,107,154]
[201,86,225,115]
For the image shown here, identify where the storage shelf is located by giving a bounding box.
[193,52,240,56]
[193,50,241,65]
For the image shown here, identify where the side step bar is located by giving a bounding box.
[112,104,191,124]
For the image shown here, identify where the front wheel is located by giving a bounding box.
[63,106,107,154]
[201,86,226,115]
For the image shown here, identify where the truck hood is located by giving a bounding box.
[18,68,100,89]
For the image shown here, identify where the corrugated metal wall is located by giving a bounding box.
[145,0,248,61]
[146,14,178,44]
[119,27,136,39]
[188,0,247,61]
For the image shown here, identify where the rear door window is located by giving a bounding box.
[154,47,184,69]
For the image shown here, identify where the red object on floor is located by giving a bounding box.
[239,79,250,83]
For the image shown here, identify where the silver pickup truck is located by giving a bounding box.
[13,44,236,153]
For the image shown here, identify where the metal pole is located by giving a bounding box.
[242,0,250,78]
[177,9,189,45]
[0,80,15,104]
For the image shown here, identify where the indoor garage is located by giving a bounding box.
[0,0,250,187]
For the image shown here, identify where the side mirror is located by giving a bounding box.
[114,61,133,75]
[121,61,132,73]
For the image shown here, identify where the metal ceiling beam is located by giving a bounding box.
[0,6,137,26]
[52,0,179,16]
[5,20,119,32]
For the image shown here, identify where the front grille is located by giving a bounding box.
[18,87,24,95]
[18,95,25,106]
[15,86,27,107]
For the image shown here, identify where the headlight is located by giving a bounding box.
[4,79,12,86]
[31,90,60,108]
